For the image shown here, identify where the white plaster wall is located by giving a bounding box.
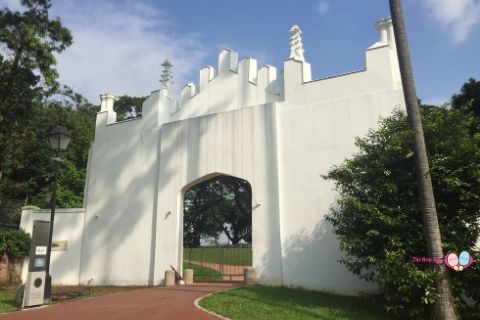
[80,121,160,286]
[282,46,399,109]
[277,90,404,295]
[19,208,85,285]
[153,104,283,285]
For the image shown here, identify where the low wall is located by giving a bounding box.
[20,206,85,286]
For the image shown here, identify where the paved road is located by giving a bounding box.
[0,283,233,320]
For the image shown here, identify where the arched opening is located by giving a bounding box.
[182,174,252,282]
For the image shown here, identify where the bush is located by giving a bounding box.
[324,107,480,319]
[0,228,31,261]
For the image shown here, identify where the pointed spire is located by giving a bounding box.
[160,59,174,89]
[289,25,305,62]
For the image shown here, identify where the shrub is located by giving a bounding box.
[0,228,31,261]
[324,107,480,319]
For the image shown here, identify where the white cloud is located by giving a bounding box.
[0,0,24,11]
[49,0,208,103]
[314,0,330,15]
[420,0,480,44]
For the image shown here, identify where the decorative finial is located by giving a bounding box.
[160,59,173,89]
[289,25,305,62]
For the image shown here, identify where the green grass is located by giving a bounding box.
[183,262,222,281]
[0,289,18,313]
[183,247,252,266]
[199,286,388,320]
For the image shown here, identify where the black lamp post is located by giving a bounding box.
[44,126,71,299]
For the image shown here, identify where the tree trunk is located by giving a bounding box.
[222,226,234,244]
[389,1,457,319]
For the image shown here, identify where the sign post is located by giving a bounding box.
[23,220,50,307]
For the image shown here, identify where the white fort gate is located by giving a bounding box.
[21,18,405,295]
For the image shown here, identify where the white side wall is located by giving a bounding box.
[278,90,404,294]
[19,207,85,286]
[80,122,160,286]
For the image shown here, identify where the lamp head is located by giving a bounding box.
[48,126,71,151]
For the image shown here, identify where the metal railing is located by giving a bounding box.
[183,245,252,282]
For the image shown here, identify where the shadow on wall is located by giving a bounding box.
[85,96,250,286]
[279,220,378,296]
[82,127,168,285]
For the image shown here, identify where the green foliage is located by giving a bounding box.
[114,95,146,121]
[452,78,480,118]
[0,0,72,200]
[0,0,72,96]
[183,176,252,247]
[324,106,480,319]
[0,228,30,261]
[370,249,438,317]
[0,92,97,208]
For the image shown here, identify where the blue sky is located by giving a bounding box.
[2,0,480,105]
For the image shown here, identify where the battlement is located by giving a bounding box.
[95,17,401,138]
[172,49,281,117]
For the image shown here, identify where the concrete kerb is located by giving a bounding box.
[194,286,238,320]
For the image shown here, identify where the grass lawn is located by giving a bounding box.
[199,286,388,320]
[183,262,222,281]
[184,247,252,266]
[0,288,18,313]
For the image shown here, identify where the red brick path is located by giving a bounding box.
[0,283,234,320]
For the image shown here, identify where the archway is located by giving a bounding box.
[182,174,252,281]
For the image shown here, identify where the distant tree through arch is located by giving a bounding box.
[183,175,252,247]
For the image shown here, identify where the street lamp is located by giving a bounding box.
[44,126,71,299]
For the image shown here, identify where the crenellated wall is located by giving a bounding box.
[170,49,282,120]
[94,17,399,137]
[23,17,406,294]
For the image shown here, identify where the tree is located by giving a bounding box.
[217,176,252,244]
[324,106,480,319]
[0,228,30,284]
[0,90,97,209]
[183,187,226,247]
[183,176,252,247]
[114,95,146,121]
[389,1,457,318]
[452,78,480,118]
[32,95,97,208]
[0,228,30,261]
[0,0,72,190]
